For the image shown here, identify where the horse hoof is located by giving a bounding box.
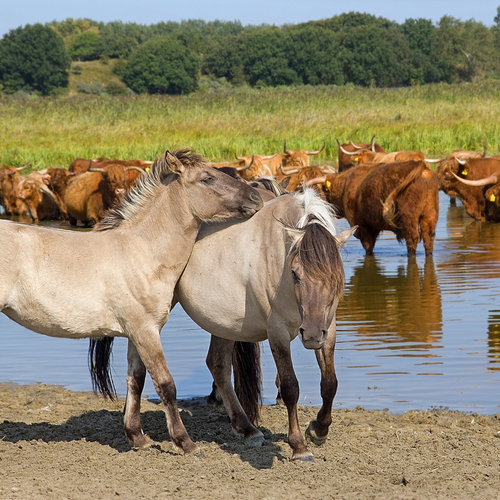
[292,452,315,464]
[306,421,328,446]
[245,434,265,447]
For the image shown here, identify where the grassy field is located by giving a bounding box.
[2,62,500,170]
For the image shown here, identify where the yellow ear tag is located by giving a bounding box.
[354,157,359,163]
[326,180,331,189]
[145,167,150,172]
[461,169,468,176]
[490,193,496,202]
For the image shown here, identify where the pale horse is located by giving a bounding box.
[91,189,355,461]
[0,149,263,454]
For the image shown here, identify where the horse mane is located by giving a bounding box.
[95,149,206,231]
[286,189,345,286]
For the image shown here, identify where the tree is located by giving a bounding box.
[400,19,449,84]
[341,23,412,87]
[437,16,497,82]
[68,31,101,61]
[122,37,199,94]
[285,25,343,85]
[0,24,70,95]
[238,27,300,87]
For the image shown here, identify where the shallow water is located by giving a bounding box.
[1,192,499,413]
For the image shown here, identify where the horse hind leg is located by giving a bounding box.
[131,332,198,454]
[206,336,264,447]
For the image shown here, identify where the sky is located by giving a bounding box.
[1,0,499,37]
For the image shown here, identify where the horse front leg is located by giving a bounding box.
[123,340,148,448]
[131,330,198,454]
[269,336,314,462]
[306,321,337,445]
[206,336,264,446]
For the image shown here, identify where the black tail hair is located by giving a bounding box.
[88,338,117,400]
[233,341,262,425]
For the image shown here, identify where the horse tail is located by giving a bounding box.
[233,341,262,425]
[88,338,117,400]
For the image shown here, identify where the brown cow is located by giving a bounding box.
[337,137,385,172]
[435,149,487,201]
[451,170,500,223]
[309,161,439,256]
[17,172,63,222]
[276,164,333,195]
[64,164,141,226]
[435,156,500,220]
[69,158,152,174]
[339,145,430,167]
[45,167,76,219]
[260,141,325,176]
[226,156,268,181]
[0,166,30,216]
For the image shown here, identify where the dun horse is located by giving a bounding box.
[0,149,263,454]
[92,189,355,461]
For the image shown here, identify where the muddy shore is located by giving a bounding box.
[0,382,499,499]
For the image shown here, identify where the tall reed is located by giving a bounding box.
[2,81,500,170]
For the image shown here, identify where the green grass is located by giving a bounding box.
[2,77,500,171]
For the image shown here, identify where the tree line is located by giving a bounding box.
[1,10,500,96]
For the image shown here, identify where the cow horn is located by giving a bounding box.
[306,176,326,186]
[452,172,499,186]
[321,166,337,173]
[425,158,446,163]
[279,164,299,176]
[349,138,363,150]
[125,166,146,174]
[483,141,488,157]
[38,183,57,201]
[456,158,468,166]
[283,140,293,156]
[88,165,105,172]
[236,156,254,171]
[260,153,279,160]
[339,144,358,156]
[305,143,325,155]
[16,163,31,172]
[261,165,273,177]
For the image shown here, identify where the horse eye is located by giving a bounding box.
[202,176,214,184]
[291,270,300,283]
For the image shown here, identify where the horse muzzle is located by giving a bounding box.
[298,328,326,350]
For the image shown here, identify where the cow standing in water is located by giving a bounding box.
[309,160,439,257]
[64,164,144,226]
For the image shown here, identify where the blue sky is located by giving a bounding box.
[1,0,499,37]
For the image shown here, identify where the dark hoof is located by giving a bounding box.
[306,420,328,446]
[245,433,265,447]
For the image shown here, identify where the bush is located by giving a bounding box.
[0,24,71,95]
[105,80,130,95]
[122,37,199,94]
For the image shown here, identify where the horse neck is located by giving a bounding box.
[115,179,200,265]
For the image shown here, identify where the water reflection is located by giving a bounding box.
[486,311,500,371]
[338,257,442,351]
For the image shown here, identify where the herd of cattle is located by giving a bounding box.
[1,138,500,256]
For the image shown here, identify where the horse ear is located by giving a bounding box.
[280,176,291,190]
[165,151,185,175]
[335,226,357,247]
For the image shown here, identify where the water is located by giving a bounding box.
[1,192,499,413]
